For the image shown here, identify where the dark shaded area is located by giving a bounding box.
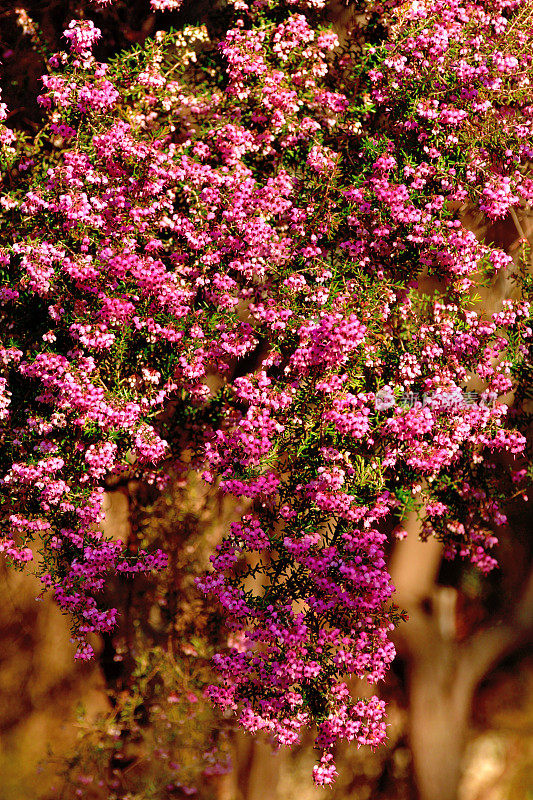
[0,0,228,130]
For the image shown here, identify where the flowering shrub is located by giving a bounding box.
[1,0,532,787]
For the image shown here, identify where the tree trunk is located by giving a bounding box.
[407,644,472,800]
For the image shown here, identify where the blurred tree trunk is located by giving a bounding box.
[390,513,533,800]
[408,652,471,800]
[216,734,284,800]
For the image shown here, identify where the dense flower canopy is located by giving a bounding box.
[0,0,532,785]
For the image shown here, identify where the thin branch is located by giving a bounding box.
[509,206,529,244]
[459,562,533,693]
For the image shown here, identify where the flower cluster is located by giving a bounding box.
[63,19,102,54]
[0,0,532,786]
